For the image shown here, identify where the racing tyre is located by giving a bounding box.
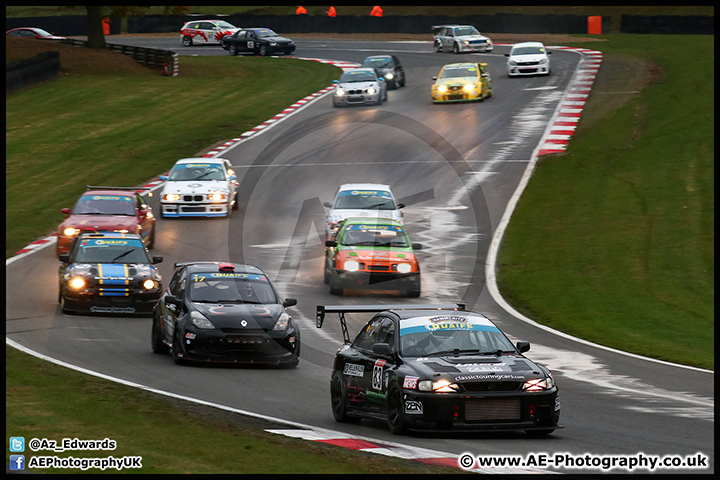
[232,195,239,210]
[387,384,407,434]
[329,282,343,296]
[453,42,460,54]
[331,373,361,423]
[171,326,187,365]
[151,315,170,354]
[323,263,330,284]
[182,36,193,47]
[434,41,442,53]
[258,45,268,56]
[229,44,238,56]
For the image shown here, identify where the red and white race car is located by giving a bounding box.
[180,19,240,47]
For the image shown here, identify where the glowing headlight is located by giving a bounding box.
[384,72,394,80]
[69,277,85,289]
[335,88,345,96]
[191,311,215,330]
[63,227,80,237]
[343,260,360,272]
[269,42,278,46]
[142,279,156,290]
[418,380,459,392]
[366,87,376,95]
[523,376,554,392]
[438,85,447,93]
[396,263,412,274]
[273,312,291,331]
[163,193,181,201]
[208,193,226,201]
[463,83,474,92]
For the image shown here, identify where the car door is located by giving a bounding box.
[478,63,491,92]
[198,22,216,44]
[160,267,187,343]
[353,315,396,415]
[392,55,404,84]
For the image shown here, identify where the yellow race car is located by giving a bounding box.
[431,62,493,103]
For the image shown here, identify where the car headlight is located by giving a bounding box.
[523,376,555,392]
[384,72,393,80]
[396,263,412,274]
[366,87,376,95]
[269,42,278,46]
[190,311,215,330]
[69,277,86,290]
[335,88,345,96]
[208,193,226,201]
[343,260,360,272]
[463,83,474,92]
[508,60,517,66]
[273,312,291,331]
[163,193,181,201]
[438,85,447,93]
[418,380,460,393]
[142,279,156,290]
[539,57,548,64]
[63,227,80,237]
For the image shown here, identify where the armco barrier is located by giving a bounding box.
[6,51,60,94]
[59,38,177,71]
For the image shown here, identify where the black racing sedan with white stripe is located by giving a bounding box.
[317,304,562,435]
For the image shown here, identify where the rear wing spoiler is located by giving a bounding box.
[316,303,465,343]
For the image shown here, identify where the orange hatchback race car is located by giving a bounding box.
[324,218,422,297]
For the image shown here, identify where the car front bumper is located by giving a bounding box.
[331,269,420,291]
[161,201,229,217]
[508,64,550,76]
[399,389,561,432]
[433,89,484,103]
[333,92,381,107]
[61,291,160,315]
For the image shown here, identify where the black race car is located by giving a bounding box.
[361,55,406,89]
[220,27,296,56]
[58,231,163,315]
[152,262,300,367]
[316,304,562,435]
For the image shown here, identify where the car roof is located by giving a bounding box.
[82,189,138,197]
[512,41,546,48]
[393,309,492,322]
[442,62,478,69]
[343,68,376,74]
[173,157,229,165]
[177,261,266,275]
[341,217,403,227]
[337,183,392,192]
[77,231,143,240]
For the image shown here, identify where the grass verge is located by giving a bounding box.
[497,35,713,369]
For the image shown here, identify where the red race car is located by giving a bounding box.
[56,186,156,257]
[6,27,66,40]
[180,19,239,47]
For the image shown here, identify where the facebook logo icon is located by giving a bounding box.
[9,454,25,471]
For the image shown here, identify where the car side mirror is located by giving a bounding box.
[333,80,339,84]
[323,201,332,208]
[283,298,297,308]
[230,174,237,181]
[373,343,392,356]
[159,175,168,181]
[61,208,71,216]
[516,341,530,353]
[412,243,422,250]
[59,254,70,263]
[547,51,552,54]
[504,53,510,57]
[139,209,149,217]
[432,76,437,80]
[397,202,405,209]
[325,240,337,247]
[152,256,163,264]
[481,73,488,78]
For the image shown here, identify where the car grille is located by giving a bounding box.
[465,397,521,421]
[346,89,366,95]
[447,94,465,101]
[517,61,540,66]
[367,265,389,271]
[469,40,487,45]
[461,382,522,392]
[183,194,205,202]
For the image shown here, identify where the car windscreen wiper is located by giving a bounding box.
[110,249,135,263]
[427,348,481,357]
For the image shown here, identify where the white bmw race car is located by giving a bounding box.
[160,158,239,218]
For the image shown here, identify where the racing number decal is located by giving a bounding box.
[248,41,254,49]
[372,359,386,390]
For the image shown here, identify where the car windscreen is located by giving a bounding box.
[339,70,377,83]
[72,195,136,216]
[362,57,393,69]
[72,238,149,264]
[399,317,516,357]
[168,163,226,181]
[334,190,395,210]
[254,29,278,38]
[512,46,545,56]
[188,273,278,304]
[216,21,236,30]
[440,65,478,79]
[340,224,409,248]
[454,27,480,36]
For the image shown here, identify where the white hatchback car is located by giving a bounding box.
[160,158,239,218]
[323,184,404,239]
[505,42,552,77]
[433,24,493,54]
[180,19,240,47]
